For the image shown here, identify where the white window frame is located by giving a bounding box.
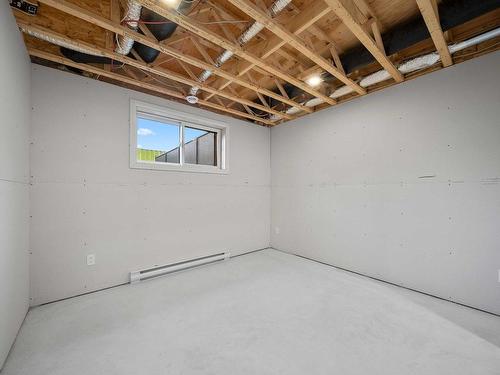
[130,100,229,174]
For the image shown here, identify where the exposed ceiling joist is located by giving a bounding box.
[133,0,337,105]
[208,1,332,101]
[28,48,275,125]
[226,0,366,96]
[322,0,404,82]
[352,0,386,54]
[19,21,291,121]
[416,0,454,67]
[36,0,309,114]
[13,0,499,126]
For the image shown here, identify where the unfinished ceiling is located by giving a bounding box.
[11,0,500,126]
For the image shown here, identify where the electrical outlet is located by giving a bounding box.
[275,227,280,235]
[86,254,96,266]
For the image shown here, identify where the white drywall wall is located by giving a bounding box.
[271,52,500,315]
[30,65,271,305]
[0,2,31,369]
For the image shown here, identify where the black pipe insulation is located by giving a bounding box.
[262,0,500,111]
[57,0,499,116]
[337,0,500,77]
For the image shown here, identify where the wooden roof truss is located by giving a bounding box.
[11,0,500,126]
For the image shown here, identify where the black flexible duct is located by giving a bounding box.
[61,0,193,64]
[133,1,192,63]
[57,0,498,116]
[60,49,113,64]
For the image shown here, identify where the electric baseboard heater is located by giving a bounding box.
[130,252,230,284]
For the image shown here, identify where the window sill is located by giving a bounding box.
[130,161,229,175]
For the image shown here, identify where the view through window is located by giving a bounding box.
[136,117,180,163]
[136,117,218,167]
[183,126,217,166]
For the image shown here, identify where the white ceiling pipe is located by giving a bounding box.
[270,27,500,120]
[115,0,142,55]
[330,85,355,99]
[187,0,292,103]
[449,27,500,53]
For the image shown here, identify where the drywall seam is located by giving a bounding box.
[270,52,500,315]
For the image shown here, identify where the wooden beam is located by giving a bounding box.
[19,22,290,121]
[177,60,199,81]
[122,65,141,80]
[329,44,345,74]
[28,48,276,125]
[130,49,145,63]
[133,0,336,105]
[323,0,403,82]
[226,0,365,96]
[256,92,270,108]
[138,22,157,41]
[371,21,385,54]
[36,0,309,113]
[105,0,120,71]
[213,95,227,108]
[351,0,374,18]
[207,1,331,102]
[211,11,237,44]
[274,79,289,99]
[204,0,248,32]
[287,3,333,45]
[159,32,190,47]
[190,37,215,65]
[416,0,453,67]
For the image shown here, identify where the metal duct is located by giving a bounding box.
[115,0,142,55]
[186,0,292,103]
[58,1,192,65]
[19,25,105,57]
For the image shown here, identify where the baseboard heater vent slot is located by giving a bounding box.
[130,252,230,283]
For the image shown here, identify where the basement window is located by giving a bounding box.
[130,100,228,173]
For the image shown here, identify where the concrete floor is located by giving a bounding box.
[3,249,500,374]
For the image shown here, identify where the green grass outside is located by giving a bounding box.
[136,148,164,161]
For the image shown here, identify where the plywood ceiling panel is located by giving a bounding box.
[9,0,500,125]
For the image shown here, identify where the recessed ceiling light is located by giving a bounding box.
[306,75,322,87]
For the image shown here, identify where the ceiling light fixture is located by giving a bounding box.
[162,0,182,7]
[306,75,323,87]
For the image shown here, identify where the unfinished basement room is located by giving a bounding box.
[1,0,500,373]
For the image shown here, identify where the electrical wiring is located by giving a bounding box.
[121,19,248,26]
[200,20,249,25]
[143,71,187,90]
[122,19,174,25]
[110,59,125,70]
[244,104,272,118]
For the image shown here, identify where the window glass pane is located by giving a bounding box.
[183,126,217,166]
[136,116,180,164]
